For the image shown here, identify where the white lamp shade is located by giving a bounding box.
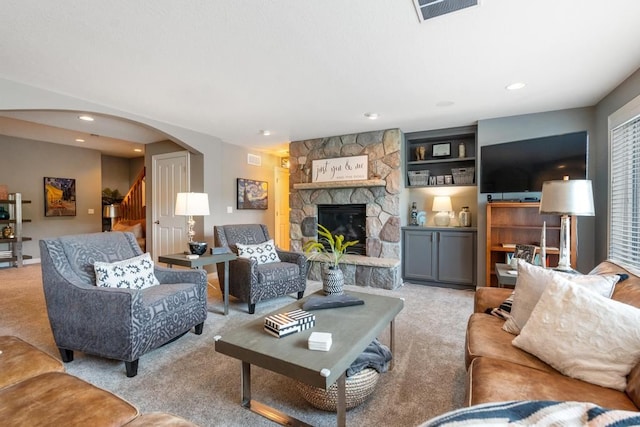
[539,180,594,216]
[175,192,210,216]
[432,196,453,212]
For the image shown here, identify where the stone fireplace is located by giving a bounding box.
[288,129,402,289]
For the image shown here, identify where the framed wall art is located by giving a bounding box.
[44,177,76,217]
[431,142,451,157]
[237,178,268,210]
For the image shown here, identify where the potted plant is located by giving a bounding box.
[303,224,358,295]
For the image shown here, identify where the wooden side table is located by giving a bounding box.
[158,252,237,315]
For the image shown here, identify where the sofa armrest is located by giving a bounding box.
[277,250,308,277]
[474,287,513,313]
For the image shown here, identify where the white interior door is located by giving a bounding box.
[274,167,290,250]
[152,151,189,260]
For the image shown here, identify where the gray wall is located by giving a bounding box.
[476,107,597,282]
[594,68,640,263]
[0,134,103,261]
[101,155,143,197]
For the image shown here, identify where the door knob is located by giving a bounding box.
[154,220,160,224]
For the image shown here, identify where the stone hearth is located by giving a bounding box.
[289,129,402,289]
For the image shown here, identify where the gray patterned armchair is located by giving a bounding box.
[214,224,307,314]
[39,232,208,377]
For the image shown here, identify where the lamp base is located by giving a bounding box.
[434,212,450,227]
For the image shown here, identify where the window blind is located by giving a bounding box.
[609,114,640,269]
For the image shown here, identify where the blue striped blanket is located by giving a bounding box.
[421,401,640,426]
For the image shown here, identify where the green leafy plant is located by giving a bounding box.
[303,224,359,269]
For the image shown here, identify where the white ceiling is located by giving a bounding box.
[1,1,640,157]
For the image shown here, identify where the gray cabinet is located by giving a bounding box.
[402,227,476,289]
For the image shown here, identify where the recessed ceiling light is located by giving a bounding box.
[260,130,271,136]
[78,114,94,121]
[506,82,526,91]
[75,138,85,142]
[134,148,142,153]
[436,101,455,107]
[364,112,379,120]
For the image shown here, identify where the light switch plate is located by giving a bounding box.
[227,206,233,213]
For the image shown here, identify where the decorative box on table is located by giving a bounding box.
[264,309,315,338]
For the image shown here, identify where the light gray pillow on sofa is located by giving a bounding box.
[513,277,640,391]
[502,260,620,335]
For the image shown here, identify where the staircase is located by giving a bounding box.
[119,168,145,220]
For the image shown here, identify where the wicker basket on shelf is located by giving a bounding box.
[408,170,430,186]
[296,368,380,411]
[451,167,475,185]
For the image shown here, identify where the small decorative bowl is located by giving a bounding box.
[188,242,208,255]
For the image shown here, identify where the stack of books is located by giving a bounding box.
[308,332,332,351]
[264,309,315,338]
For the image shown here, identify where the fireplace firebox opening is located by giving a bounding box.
[317,204,366,256]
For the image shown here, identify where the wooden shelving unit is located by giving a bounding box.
[0,193,32,267]
[485,202,576,286]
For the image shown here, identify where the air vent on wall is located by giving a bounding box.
[412,0,478,22]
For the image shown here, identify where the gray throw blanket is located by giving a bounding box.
[346,339,392,377]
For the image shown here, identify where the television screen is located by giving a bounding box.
[480,131,587,194]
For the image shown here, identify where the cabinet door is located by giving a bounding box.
[437,231,475,284]
[402,229,436,281]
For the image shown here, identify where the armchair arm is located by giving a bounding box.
[277,250,308,277]
[44,269,139,360]
[154,266,207,288]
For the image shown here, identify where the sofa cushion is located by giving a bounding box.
[113,221,143,239]
[467,357,638,411]
[256,262,300,283]
[503,260,619,334]
[94,252,159,290]
[0,372,139,425]
[237,239,281,265]
[0,336,64,390]
[465,313,554,372]
[513,277,640,391]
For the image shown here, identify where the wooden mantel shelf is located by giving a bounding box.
[293,179,386,190]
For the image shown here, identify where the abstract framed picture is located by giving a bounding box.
[237,178,268,210]
[44,177,76,217]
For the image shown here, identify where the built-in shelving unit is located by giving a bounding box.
[0,193,32,268]
[485,202,576,286]
[404,125,477,188]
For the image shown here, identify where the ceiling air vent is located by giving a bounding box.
[412,0,478,22]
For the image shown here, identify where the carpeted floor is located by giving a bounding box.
[0,265,474,427]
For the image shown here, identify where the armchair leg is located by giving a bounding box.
[297,291,304,300]
[194,322,204,335]
[59,348,74,363]
[125,360,139,378]
[248,303,256,314]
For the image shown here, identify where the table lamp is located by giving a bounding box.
[539,178,594,270]
[103,204,120,231]
[175,192,210,253]
[432,196,453,226]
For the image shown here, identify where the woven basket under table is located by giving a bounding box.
[296,368,380,411]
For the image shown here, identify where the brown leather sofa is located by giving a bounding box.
[0,335,198,426]
[465,260,640,411]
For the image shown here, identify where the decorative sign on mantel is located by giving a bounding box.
[312,155,368,183]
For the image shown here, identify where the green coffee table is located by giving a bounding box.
[215,290,404,426]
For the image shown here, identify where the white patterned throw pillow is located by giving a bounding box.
[94,253,159,290]
[236,239,281,265]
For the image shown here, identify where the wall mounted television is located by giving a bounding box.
[480,131,587,194]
